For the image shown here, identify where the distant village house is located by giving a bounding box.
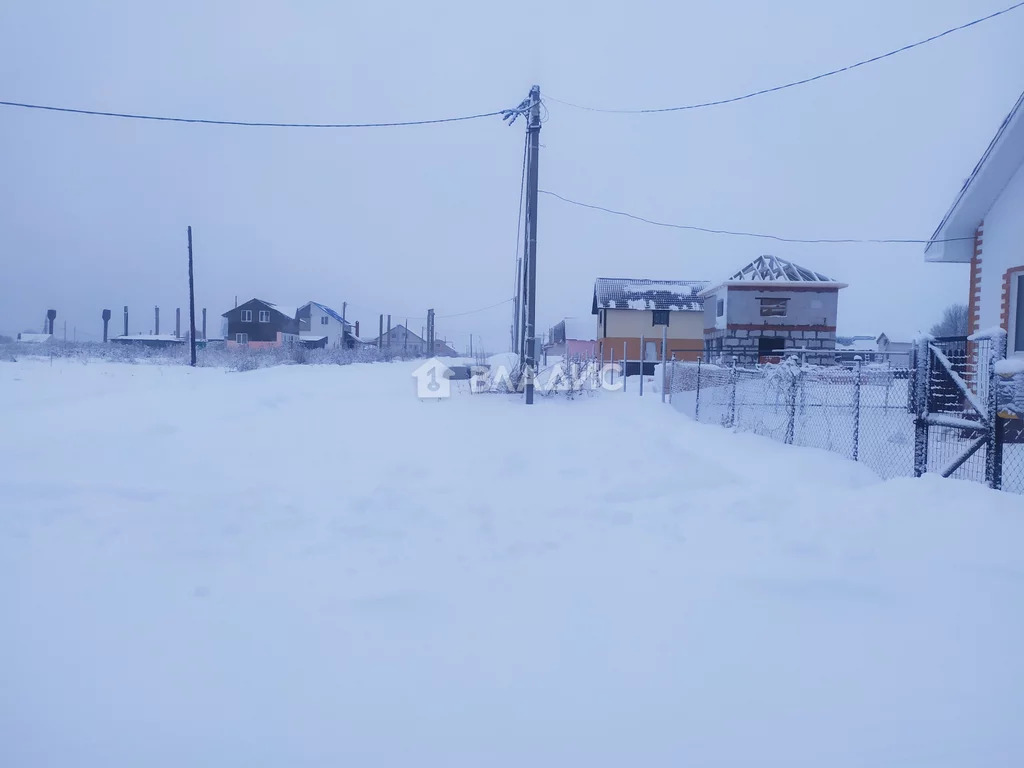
[592,278,709,367]
[700,255,846,366]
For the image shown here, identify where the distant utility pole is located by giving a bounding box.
[187,226,197,366]
[523,85,541,405]
[154,306,160,336]
[426,309,435,356]
[378,314,383,351]
[386,314,392,349]
[404,317,408,353]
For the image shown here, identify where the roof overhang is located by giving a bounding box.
[925,90,1024,264]
[699,280,847,296]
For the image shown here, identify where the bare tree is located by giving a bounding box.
[930,304,969,337]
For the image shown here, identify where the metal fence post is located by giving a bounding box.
[639,334,645,397]
[728,361,737,428]
[668,353,676,405]
[986,331,1008,489]
[660,326,668,404]
[695,357,702,422]
[913,337,931,477]
[623,341,627,393]
[785,364,797,445]
[853,357,862,461]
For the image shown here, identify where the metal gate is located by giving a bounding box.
[913,335,1004,487]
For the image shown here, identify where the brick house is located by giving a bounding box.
[699,255,847,365]
[592,278,709,365]
[925,89,1024,360]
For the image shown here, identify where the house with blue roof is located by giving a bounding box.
[296,301,356,349]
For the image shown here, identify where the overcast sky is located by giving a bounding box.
[2,0,1022,351]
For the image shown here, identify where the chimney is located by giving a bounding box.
[123,306,129,337]
[175,308,181,338]
[46,309,56,335]
[101,309,111,343]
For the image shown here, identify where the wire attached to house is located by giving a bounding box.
[0,100,516,129]
[540,190,974,244]
[545,1,1024,114]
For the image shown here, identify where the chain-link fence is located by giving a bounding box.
[668,356,1022,493]
[998,420,1024,495]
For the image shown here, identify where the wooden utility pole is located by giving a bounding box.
[187,226,197,366]
[523,85,541,405]
[426,309,435,356]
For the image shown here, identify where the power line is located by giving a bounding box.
[546,1,1024,114]
[540,190,973,244]
[0,99,514,128]
[344,297,513,321]
[438,298,513,318]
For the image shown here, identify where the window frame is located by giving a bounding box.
[758,297,789,318]
[716,298,724,318]
[235,332,248,344]
[651,309,670,326]
[321,315,329,325]
[258,310,271,323]
[1012,272,1024,355]
[240,309,253,323]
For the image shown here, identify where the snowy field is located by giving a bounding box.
[3,357,1024,767]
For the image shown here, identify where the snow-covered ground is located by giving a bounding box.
[2,357,1023,767]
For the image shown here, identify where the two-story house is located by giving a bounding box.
[222,299,300,349]
[296,302,355,348]
[924,89,1024,360]
[592,278,709,366]
[700,255,847,365]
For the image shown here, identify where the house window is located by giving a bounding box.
[258,310,271,323]
[759,298,789,317]
[321,316,329,325]
[235,332,248,344]
[1014,273,1024,353]
[716,298,724,318]
[652,310,669,326]
[240,309,252,322]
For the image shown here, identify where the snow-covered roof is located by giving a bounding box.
[268,302,299,319]
[299,335,327,342]
[112,334,186,342]
[835,339,877,352]
[301,302,352,328]
[16,333,53,343]
[700,255,846,296]
[592,278,709,313]
[926,89,1024,263]
[562,317,596,341]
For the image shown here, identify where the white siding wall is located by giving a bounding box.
[302,305,348,346]
[979,161,1024,352]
